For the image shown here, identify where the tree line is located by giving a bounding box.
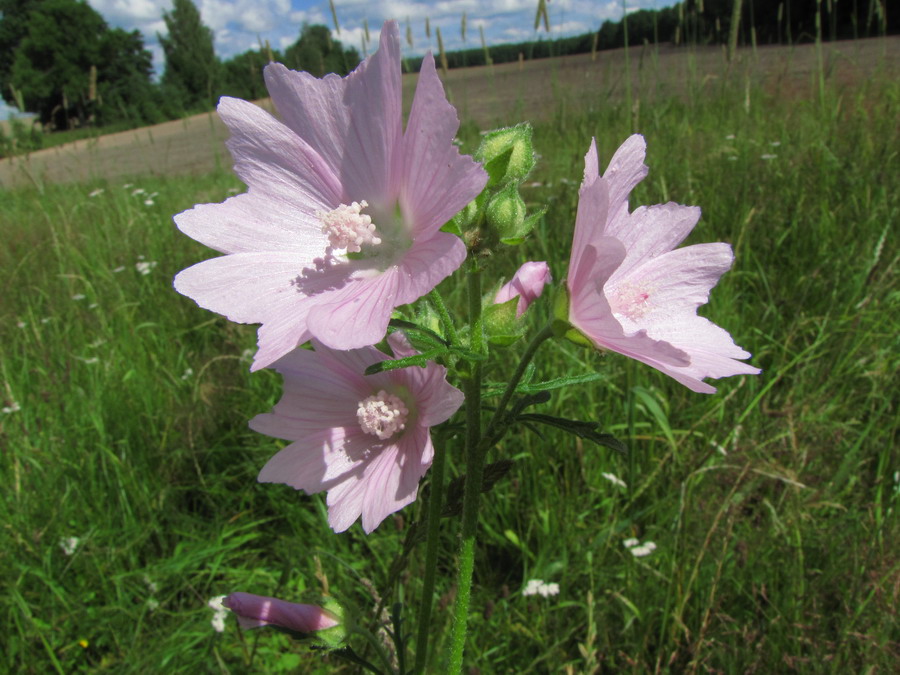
[0,0,359,135]
[408,0,895,71]
[1,0,895,143]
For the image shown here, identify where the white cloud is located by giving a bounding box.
[82,0,675,78]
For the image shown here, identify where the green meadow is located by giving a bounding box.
[2,44,898,673]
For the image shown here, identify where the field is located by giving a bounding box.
[1,37,898,673]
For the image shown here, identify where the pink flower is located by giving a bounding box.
[223,592,339,632]
[565,136,760,393]
[251,333,464,533]
[494,261,551,317]
[173,22,487,371]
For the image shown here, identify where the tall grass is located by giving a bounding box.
[1,48,897,673]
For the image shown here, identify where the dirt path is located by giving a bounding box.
[1,37,895,190]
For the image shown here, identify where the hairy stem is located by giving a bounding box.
[413,433,447,673]
[446,261,484,673]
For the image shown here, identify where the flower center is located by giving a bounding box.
[609,282,655,322]
[356,390,409,440]
[320,201,382,253]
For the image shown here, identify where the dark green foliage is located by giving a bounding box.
[1,0,160,130]
[0,0,41,106]
[7,0,106,128]
[220,47,281,101]
[158,0,220,113]
[94,28,163,126]
[283,24,360,77]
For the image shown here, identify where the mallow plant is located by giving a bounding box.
[173,21,759,674]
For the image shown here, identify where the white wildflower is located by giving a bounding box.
[523,579,559,597]
[88,188,104,198]
[113,266,126,273]
[16,321,26,329]
[629,542,657,557]
[623,538,657,558]
[60,536,80,556]
[761,154,777,161]
[208,595,229,633]
[144,199,155,206]
[135,261,158,276]
[770,141,781,147]
[181,368,193,380]
[131,188,145,196]
[725,134,736,140]
[146,598,160,612]
[2,400,21,414]
[143,575,158,594]
[601,472,627,488]
[72,293,86,301]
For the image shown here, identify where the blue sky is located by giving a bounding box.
[3,0,674,119]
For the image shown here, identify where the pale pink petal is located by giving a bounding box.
[257,431,367,494]
[568,239,626,320]
[338,22,403,202]
[400,53,488,237]
[173,252,307,325]
[306,269,401,349]
[360,428,431,533]
[613,243,735,324]
[175,191,326,256]
[569,141,608,283]
[603,134,648,223]
[394,232,467,305]
[393,362,464,427]
[217,97,342,209]
[606,203,701,281]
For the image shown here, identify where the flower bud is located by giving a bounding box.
[485,183,527,242]
[494,261,551,318]
[223,592,346,646]
[476,123,536,187]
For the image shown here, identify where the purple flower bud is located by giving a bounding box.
[494,261,551,317]
[223,592,340,632]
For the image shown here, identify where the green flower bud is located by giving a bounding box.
[486,183,527,242]
[483,296,525,347]
[476,123,536,187]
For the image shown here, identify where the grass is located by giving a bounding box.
[1,48,898,673]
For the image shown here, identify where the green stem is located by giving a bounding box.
[429,288,458,345]
[413,433,447,673]
[482,324,554,445]
[447,261,484,674]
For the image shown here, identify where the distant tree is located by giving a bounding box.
[96,28,162,125]
[158,0,220,112]
[7,0,107,128]
[283,24,360,77]
[220,47,278,101]
[0,0,42,109]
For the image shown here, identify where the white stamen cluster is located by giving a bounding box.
[320,200,382,253]
[357,390,409,440]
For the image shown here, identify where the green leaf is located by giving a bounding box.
[516,413,627,454]
[387,318,449,347]
[483,371,605,397]
[364,348,447,375]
